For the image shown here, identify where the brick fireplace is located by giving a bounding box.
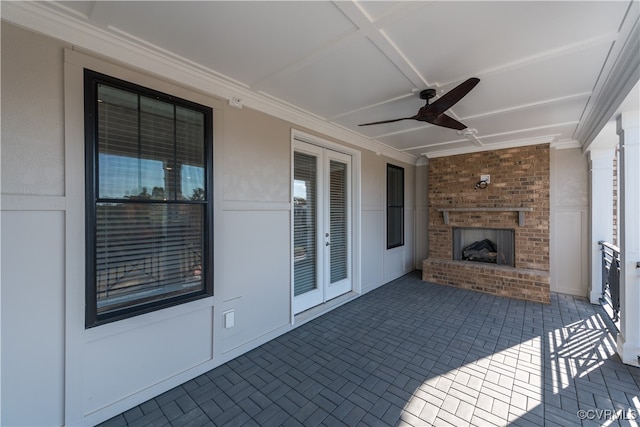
[422,144,550,304]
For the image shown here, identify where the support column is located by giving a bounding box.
[617,111,640,367]
[588,149,615,304]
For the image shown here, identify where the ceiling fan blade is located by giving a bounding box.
[426,113,468,130]
[358,117,414,126]
[427,77,480,116]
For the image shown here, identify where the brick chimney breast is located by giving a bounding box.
[423,144,550,304]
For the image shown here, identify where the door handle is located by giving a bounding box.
[326,242,331,246]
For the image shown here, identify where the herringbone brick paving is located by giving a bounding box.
[99,271,640,426]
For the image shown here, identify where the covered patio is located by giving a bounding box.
[2,3,639,425]
[99,272,640,427]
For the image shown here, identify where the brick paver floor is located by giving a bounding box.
[99,271,640,426]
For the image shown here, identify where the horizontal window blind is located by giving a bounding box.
[293,152,317,297]
[96,203,203,314]
[329,160,348,283]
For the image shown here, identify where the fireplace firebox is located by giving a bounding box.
[452,227,515,267]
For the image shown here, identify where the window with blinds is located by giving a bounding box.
[387,164,404,249]
[85,70,213,327]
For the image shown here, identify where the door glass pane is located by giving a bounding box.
[329,160,348,283]
[293,152,317,296]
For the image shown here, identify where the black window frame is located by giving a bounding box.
[84,69,214,328]
[387,163,405,249]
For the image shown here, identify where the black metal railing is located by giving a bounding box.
[599,241,621,324]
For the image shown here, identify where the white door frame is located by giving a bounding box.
[291,130,361,320]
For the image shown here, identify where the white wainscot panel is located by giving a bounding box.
[403,209,415,272]
[219,210,291,352]
[384,247,405,282]
[83,308,213,414]
[382,209,413,283]
[361,209,384,292]
[551,209,587,296]
[1,211,65,427]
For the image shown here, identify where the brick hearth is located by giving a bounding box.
[422,144,550,303]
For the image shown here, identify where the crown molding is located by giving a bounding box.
[1,1,416,165]
[550,140,582,150]
[415,156,429,166]
[422,136,555,159]
[578,1,640,152]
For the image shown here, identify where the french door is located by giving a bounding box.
[293,141,352,314]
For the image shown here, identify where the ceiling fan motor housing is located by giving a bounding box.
[420,88,437,100]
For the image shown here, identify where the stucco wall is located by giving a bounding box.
[1,22,416,426]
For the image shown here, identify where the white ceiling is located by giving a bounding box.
[4,1,639,160]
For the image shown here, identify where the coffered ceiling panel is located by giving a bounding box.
[401,121,580,158]
[463,97,587,135]
[450,44,614,119]
[7,0,638,162]
[478,122,579,147]
[85,1,357,86]
[356,1,409,22]
[377,123,469,152]
[407,140,474,158]
[259,37,415,118]
[382,1,628,85]
[330,94,419,135]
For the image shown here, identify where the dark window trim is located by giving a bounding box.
[84,69,214,328]
[386,163,404,249]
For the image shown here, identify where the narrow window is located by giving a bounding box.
[84,70,213,327]
[387,164,404,249]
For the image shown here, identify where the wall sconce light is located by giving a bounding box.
[475,179,488,189]
[474,174,490,189]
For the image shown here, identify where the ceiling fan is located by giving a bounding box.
[358,77,480,130]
